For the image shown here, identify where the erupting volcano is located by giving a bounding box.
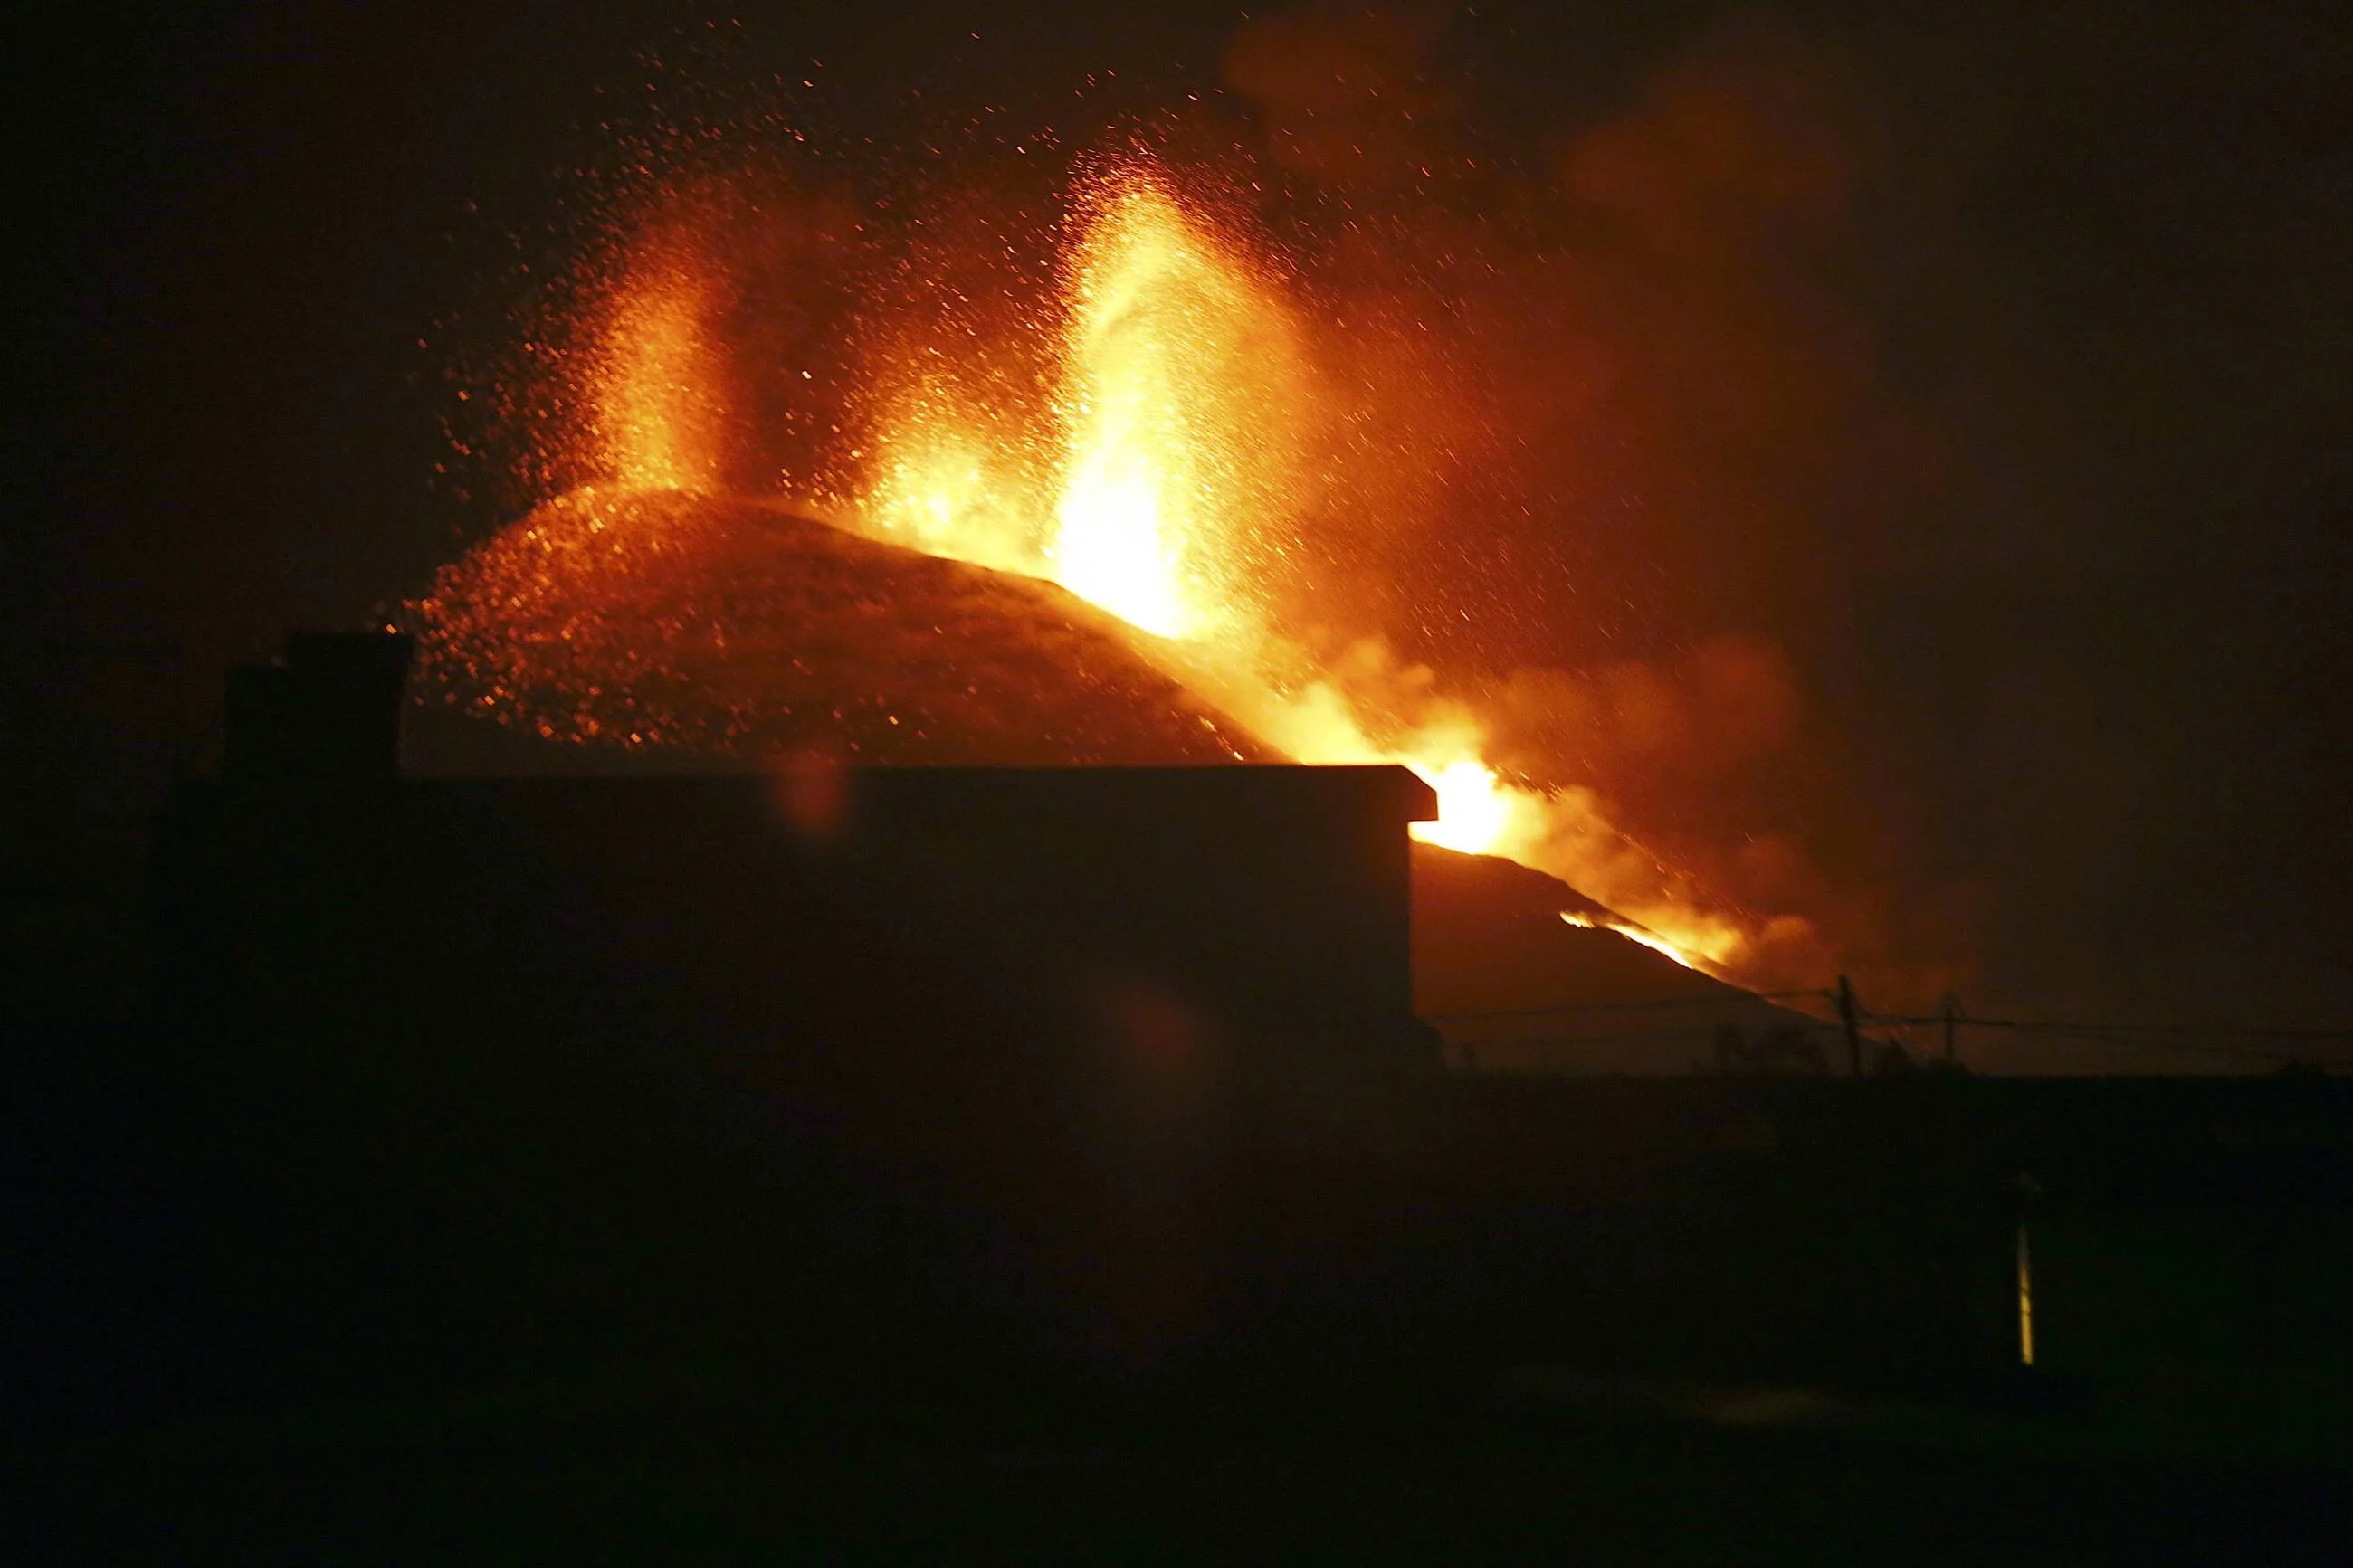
[414,145,1834,997]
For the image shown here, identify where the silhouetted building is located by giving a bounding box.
[164,632,1438,1061]
[220,631,413,788]
[126,632,2346,1434]
[144,632,1444,1398]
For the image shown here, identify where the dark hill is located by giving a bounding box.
[409,491,1812,1064]
[1413,844,1832,1073]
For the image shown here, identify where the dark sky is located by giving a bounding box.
[20,2,2353,1048]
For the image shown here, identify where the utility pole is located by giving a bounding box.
[1837,974,1862,1077]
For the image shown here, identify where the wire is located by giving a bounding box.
[2012,1026,2332,1064]
[1866,1012,2353,1042]
[1426,989,1830,1024]
[1936,1020,2350,1066]
[1448,1025,1834,1050]
[1430,990,2352,1070]
[1859,1008,2353,1062]
[1424,955,2353,1073]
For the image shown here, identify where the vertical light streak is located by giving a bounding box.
[2015,1221,2036,1367]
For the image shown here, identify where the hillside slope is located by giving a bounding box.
[1414,844,1833,1073]
[408,490,1818,1069]
[410,489,1272,771]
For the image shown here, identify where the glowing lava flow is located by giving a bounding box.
[1560,911,1705,972]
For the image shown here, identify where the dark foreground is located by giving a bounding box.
[12,1364,2348,1564]
[11,711,2349,1561]
[14,1009,2353,1563]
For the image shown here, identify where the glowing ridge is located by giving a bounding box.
[1561,910,1704,973]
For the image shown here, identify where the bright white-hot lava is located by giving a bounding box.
[1049,179,1223,639]
[1414,760,1514,854]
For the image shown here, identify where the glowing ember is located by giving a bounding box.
[849,163,1295,646]
[413,489,1272,765]
[853,166,1533,858]
[862,414,1034,575]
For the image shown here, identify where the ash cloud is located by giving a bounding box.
[1215,4,2353,1038]
[464,10,1985,1003]
[1221,5,1453,186]
[1215,9,1966,1003]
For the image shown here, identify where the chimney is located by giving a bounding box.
[224,632,414,789]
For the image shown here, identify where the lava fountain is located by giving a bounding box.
[1045,170,1291,641]
[848,166,1300,648]
[593,232,725,495]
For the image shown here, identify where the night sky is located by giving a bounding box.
[19,1,2353,1050]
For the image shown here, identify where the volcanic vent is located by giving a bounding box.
[411,145,1836,1004]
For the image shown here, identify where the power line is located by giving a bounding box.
[1922,1020,2353,1066]
[1452,1026,1822,1049]
[1425,990,1829,1024]
[1862,1010,2353,1061]
[1427,988,2353,1069]
[2013,1026,2331,1065]
[1981,1018,2349,1043]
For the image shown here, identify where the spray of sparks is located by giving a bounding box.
[593,238,724,493]
[423,152,1817,981]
